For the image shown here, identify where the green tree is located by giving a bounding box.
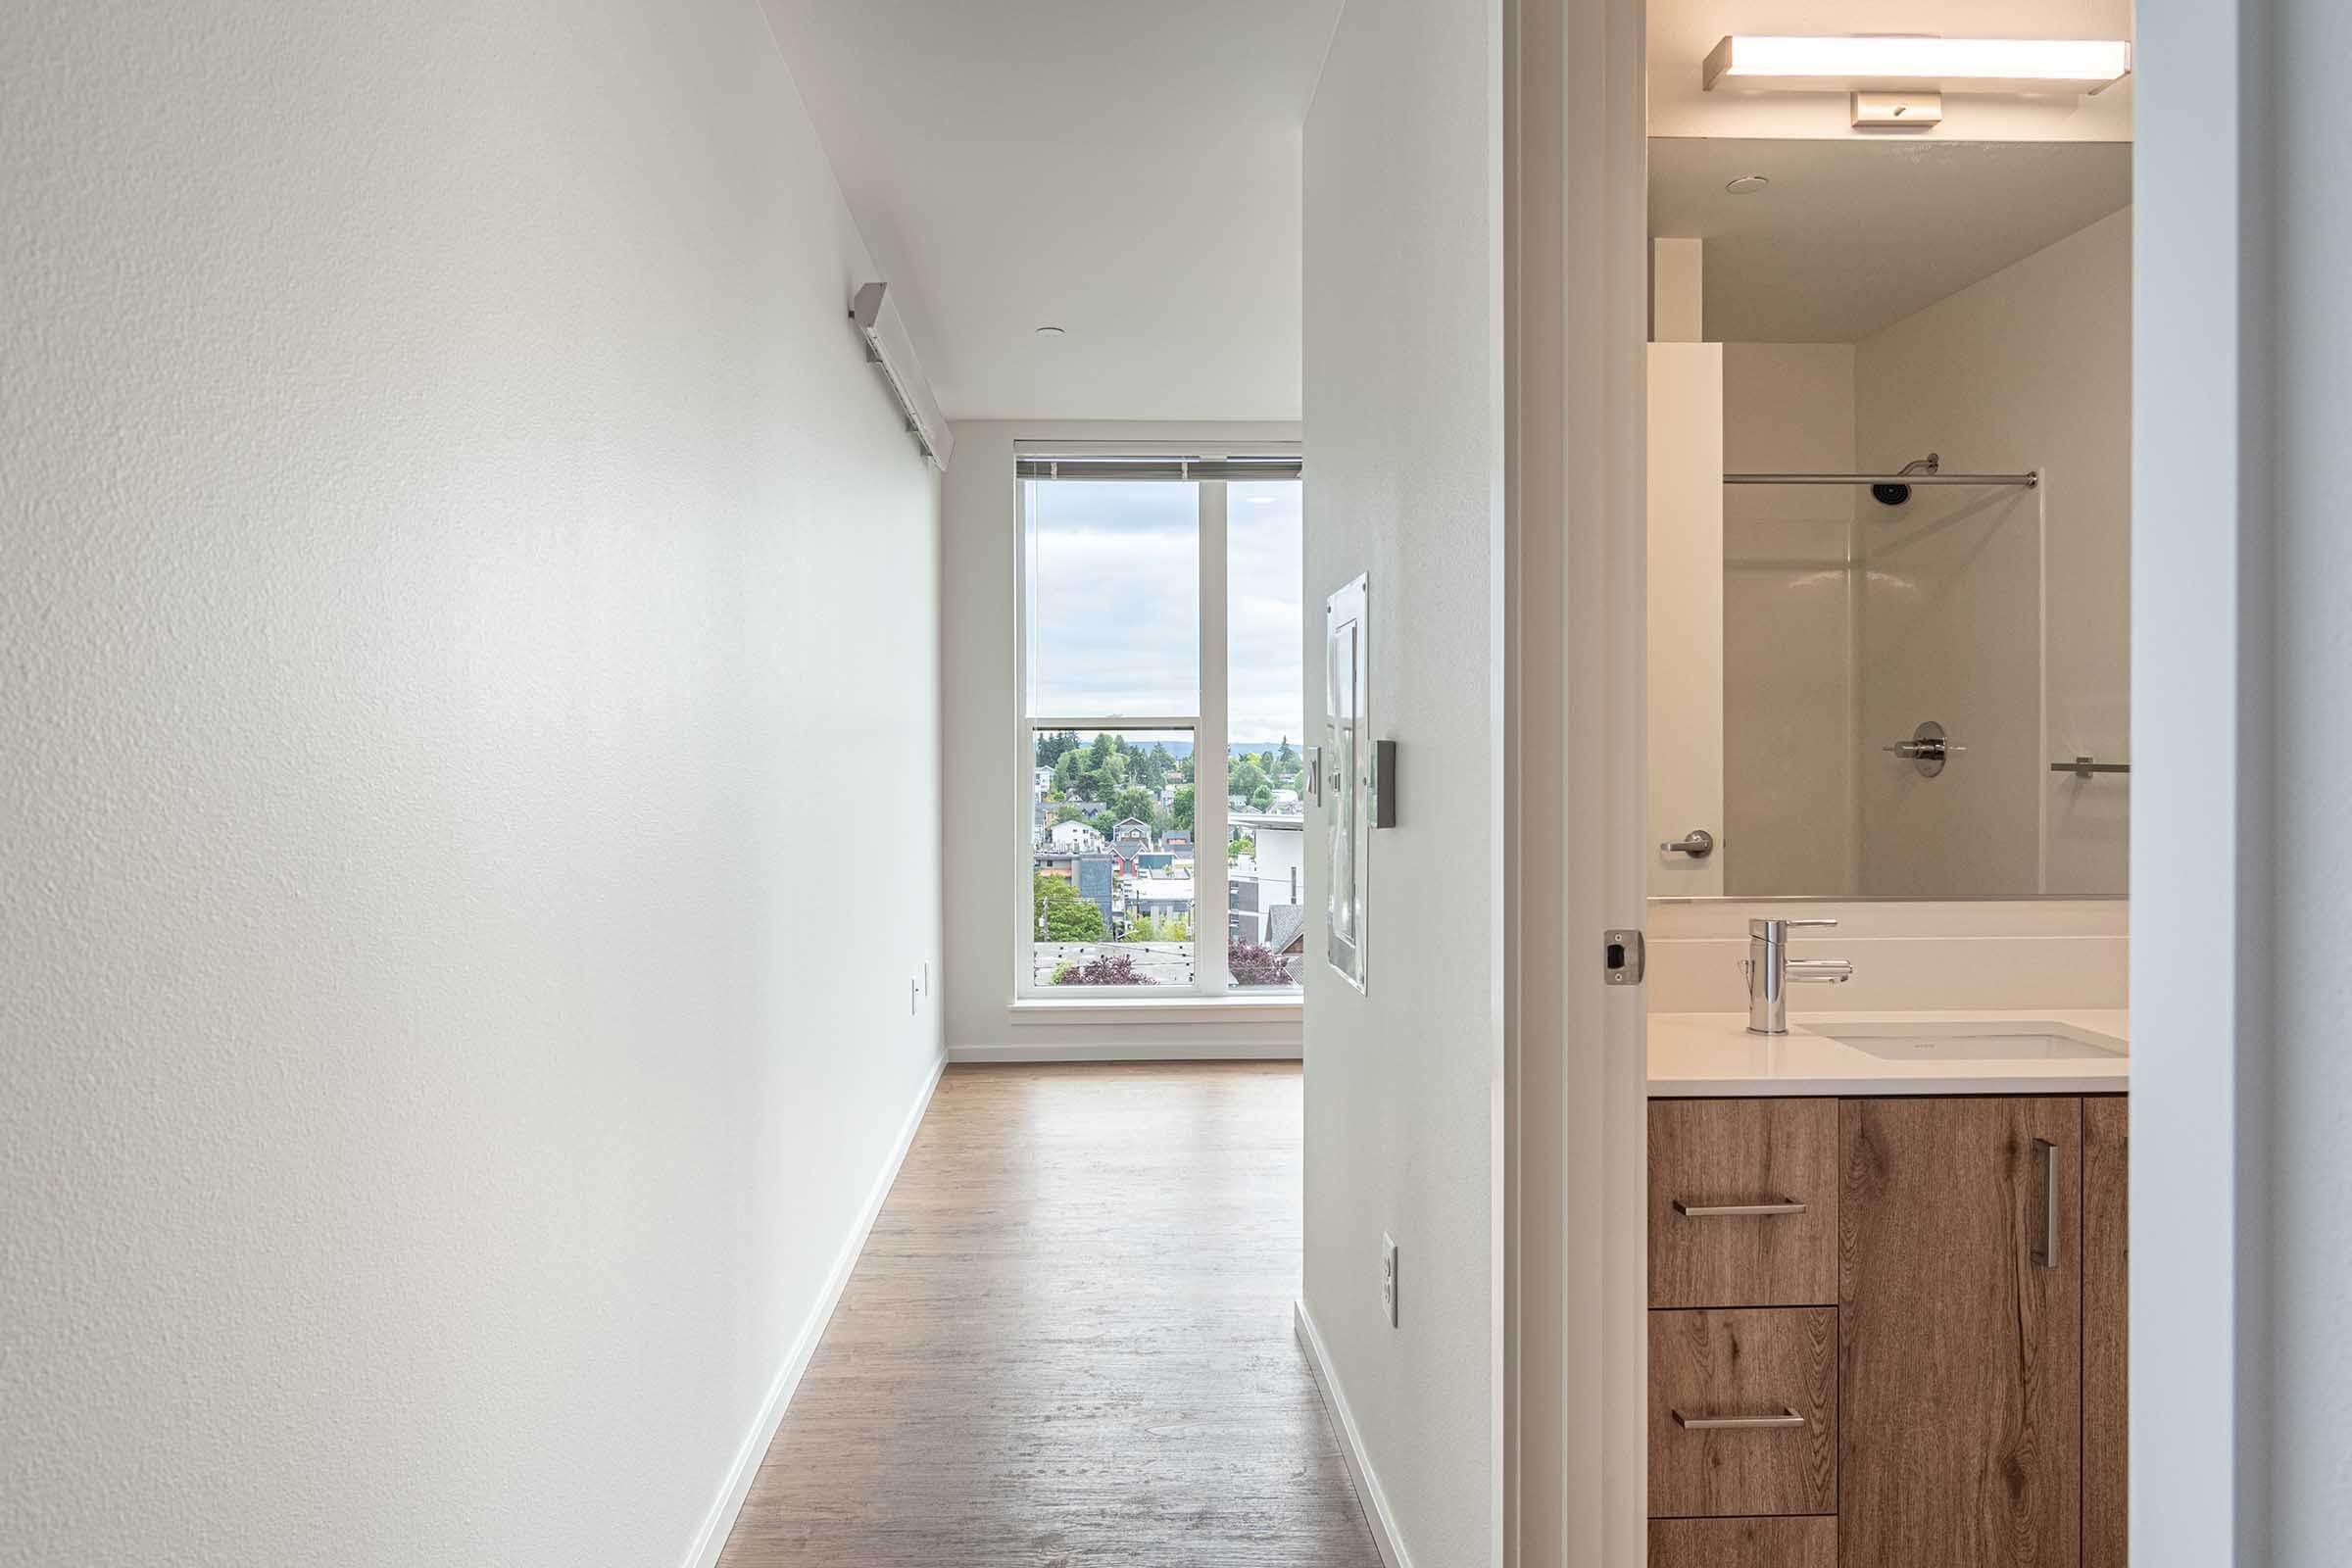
[1229,835,1255,861]
[1035,729,1082,768]
[1049,803,1087,827]
[1135,744,1171,793]
[1277,736,1298,766]
[1110,786,1159,830]
[1171,784,1196,832]
[1033,873,1105,942]
[1230,760,1268,801]
[1051,901,1104,941]
[1250,784,1273,809]
[1089,731,1119,765]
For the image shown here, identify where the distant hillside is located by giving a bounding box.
[1127,740,1298,760]
[1036,736,1302,762]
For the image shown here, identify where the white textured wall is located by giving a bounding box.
[1301,0,1499,1561]
[1855,210,2132,897]
[937,419,1301,1059]
[0,4,943,1565]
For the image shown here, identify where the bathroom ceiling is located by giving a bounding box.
[1648,136,2133,343]
[760,0,1346,422]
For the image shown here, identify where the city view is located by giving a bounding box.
[1025,472,1304,990]
[1030,731,1308,988]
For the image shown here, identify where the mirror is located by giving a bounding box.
[1646,136,2132,901]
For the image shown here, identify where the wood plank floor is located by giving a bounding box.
[716,1061,1382,1567]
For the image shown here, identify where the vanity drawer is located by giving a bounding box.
[1648,1517,1835,1568]
[1649,1098,1838,1307]
[1649,1307,1837,1518]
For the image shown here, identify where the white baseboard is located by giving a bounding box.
[680,1051,947,1568]
[949,1040,1302,1063]
[1294,1299,1413,1568]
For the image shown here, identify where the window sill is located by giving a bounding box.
[1006,994,1303,1026]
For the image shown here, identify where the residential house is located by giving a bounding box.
[1228,809,1305,913]
[1127,873,1194,931]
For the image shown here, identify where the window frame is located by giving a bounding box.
[1011,440,1303,1004]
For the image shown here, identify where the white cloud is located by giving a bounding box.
[1026,478,1304,744]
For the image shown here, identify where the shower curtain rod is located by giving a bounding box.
[1723,470,2039,488]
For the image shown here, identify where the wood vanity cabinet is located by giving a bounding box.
[1839,1097,2082,1568]
[2082,1098,2130,1568]
[1646,1095,2128,1568]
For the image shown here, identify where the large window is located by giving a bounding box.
[1018,450,1304,996]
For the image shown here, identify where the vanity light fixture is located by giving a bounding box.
[1702,35,2132,95]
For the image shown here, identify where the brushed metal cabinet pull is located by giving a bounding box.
[1673,1406,1807,1431]
[2033,1137,2060,1269]
[1673,1198,1807,1218]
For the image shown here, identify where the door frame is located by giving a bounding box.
[1518,1,2262,1563]
[2131,2,2269,1563]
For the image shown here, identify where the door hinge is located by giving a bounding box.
[1603,928,1645,986]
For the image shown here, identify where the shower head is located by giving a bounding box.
[1872,452,1940,507]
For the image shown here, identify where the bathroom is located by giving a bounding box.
[1640,2,2131,1563]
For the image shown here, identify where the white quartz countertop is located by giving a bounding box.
[1648,1009,2131,1098]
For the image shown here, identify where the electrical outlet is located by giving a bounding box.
[1380,1233,1398,1328]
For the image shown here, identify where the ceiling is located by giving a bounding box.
[760,0,1346,422]
[1648,136,2132,342]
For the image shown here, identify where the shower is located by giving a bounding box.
[1872,453,1940,507]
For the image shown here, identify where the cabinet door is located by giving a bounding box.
[1839,1098,2081,1568]
[2083,1098,2129,1568]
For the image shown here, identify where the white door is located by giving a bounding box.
[1646,343,1726,897]
[1500,1,1651,1562]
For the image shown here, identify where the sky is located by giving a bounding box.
[1026,478,1305,746]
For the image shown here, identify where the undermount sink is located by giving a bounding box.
[1818,1019,2127,1061]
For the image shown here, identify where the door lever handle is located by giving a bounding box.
[1659,828,1715,858]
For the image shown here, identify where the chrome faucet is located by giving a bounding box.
[1743,917,1853,1034]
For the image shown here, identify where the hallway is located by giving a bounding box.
[716,1063,1380,1566]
